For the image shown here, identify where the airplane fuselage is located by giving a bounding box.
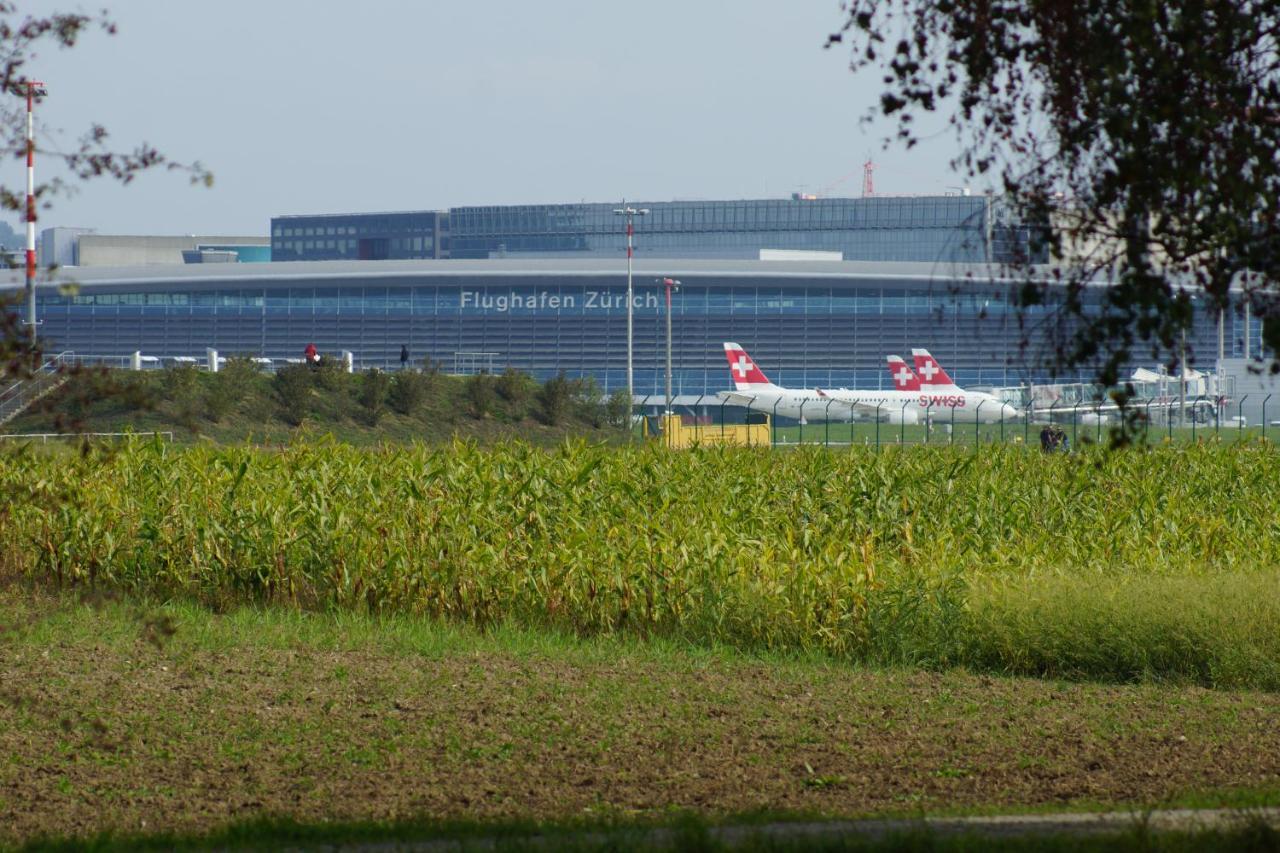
[819,388,1022,423]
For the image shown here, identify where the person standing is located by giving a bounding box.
[400,344,409,370]
[304,342,319,366]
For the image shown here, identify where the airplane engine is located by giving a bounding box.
[885,408,919,426]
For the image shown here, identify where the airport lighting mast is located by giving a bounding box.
[658,278,681,415]
[21,80,45,339]
[613,204,648,431]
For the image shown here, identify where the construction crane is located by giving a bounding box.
[808,157,877,199]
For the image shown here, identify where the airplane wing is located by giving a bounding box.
[716,390,763,407]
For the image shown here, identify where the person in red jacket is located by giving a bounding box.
[304,342,319,365]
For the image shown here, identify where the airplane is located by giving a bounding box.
[817,353,1022,424]
[912,348,1217,425]
[718,343,857,422]
[718,343,1020,425]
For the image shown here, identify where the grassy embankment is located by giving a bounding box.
[3,438,1278,689]
[3,359,626,446]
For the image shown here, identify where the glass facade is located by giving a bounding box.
[29,264,1227,396]
[448,197,999,262]
[271,196,1048,265]
[271,211,444,261]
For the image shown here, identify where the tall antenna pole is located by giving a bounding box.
[23,81,45,339]
[613,203,648,434]
[861,158,875,198]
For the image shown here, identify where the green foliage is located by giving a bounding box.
[606,388,631,429]
[311,356,350,394]
[830,0,1280,405]
[161,363,199,403]
[205,356,259,423]
[465,372,496,419]
[389,370,430,416]
[5,441,1280,689]
[537,372,573,425]
[357,369,391,425]
[495,368,537,407]
[273,364,314,426]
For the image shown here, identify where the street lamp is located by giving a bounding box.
[657,278,681,414]
[613,204,648,431]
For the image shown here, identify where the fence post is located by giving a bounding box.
[773,398,780,448]
[720,397,729,441]
[1264,395,1273,442]
[900,400,909,446]
[1237,394,1248,441]
[1192,395,1203,442]
[1072,405,1078,448]
[875,401,884,451]
[1096,403,1103,446]
[1145,399,1154,444]
[694,394,706,445]
[799,400,806,445]
[825,399,835,446]
[1024,403,1030,446]
[975,400,983,447]
[746,396,755,447]
[950,401,957,446]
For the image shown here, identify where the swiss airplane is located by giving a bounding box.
[718,343,1019,424]
[718,343,856,422]
[817,350,1022,424]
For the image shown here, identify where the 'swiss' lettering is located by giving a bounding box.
[918,395,966,408]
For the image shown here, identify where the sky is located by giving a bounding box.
[9,0,968,236]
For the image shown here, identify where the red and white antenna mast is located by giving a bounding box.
[22,80,46,337]
[861,158,876,198]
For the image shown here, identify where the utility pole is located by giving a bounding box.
[22,80,45,341]
[613,203,648,432]
[658,278,681,415]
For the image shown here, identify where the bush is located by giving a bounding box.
[273,364,314,426]
[312,356,350,393]
[572,375,606,428]
[538,372,573,425]
[389,370,430,416]
[606,388,631,428]
[205,356,260,422]
[358,369,391,425]
[161,363,200,403]
[464,372,495,419]
[495,368,537,410]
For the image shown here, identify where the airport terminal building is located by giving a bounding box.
[8,258,1250,396]
[270,195,1045,265]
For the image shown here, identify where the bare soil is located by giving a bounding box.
[2,591,1279,844]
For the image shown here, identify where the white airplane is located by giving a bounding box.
[717,343,856,422]
[912,349,1215,425]
[817,351,1021,424]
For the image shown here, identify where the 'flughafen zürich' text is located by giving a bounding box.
[461,290,660,312]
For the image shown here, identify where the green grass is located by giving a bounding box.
[3,588,1280,849]
[3,438,1280,688]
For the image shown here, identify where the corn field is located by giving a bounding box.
[3,439,1279,687]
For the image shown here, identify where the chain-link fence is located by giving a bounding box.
[631,394,1277,448]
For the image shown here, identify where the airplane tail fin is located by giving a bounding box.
[723,342,774,391]
[911,348,960,389]
[887,355,921,391]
